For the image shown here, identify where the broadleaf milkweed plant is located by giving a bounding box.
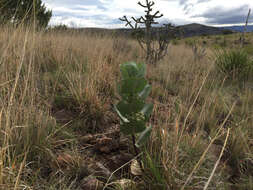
[114,62,153,155]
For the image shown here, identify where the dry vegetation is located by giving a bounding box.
[0,26,253,190]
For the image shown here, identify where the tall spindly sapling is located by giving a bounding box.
[120,0,178,65]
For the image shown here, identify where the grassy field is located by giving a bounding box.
[0,26,253,190]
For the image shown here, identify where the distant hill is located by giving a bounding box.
[111,23,234,38]
[177,23,231,37]
[113,23,236,38]
[221,25,253,32]
[53,23,236,38]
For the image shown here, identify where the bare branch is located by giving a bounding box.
[119,16,135,28]
[132,17,143,24]
[153,11,163,18]
[149,1,155,7]
[119,0,173,65]
[138,1,147,8]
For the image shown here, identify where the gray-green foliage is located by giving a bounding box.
[114,62,153,148]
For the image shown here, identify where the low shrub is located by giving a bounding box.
[185,38,196,47]
[215,49,253,80]
[243,44,253,56]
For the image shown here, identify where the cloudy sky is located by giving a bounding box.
[42,0,253,28]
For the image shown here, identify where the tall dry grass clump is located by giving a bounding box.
[0,25,143,189]
[0,25,58,189]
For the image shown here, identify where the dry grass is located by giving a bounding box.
[0,26,252,189]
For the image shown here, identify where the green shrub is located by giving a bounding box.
[222,29,233,35]
[171,39,179,45]
[114,62,153,148]
[243,45,253,56]
[185,38,196,47]
[215,49,253,80]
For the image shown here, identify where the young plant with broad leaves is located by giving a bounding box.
[114,62,153,164]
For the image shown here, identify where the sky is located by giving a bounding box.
[42,0,253,28]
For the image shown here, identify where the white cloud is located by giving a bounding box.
[42,0,253,28]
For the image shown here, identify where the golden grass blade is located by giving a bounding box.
[180,101,236,190]
[203,128,230,190]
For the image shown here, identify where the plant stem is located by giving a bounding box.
[131,134,145,173]
[131,134,139,155]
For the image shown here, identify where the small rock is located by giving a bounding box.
[107,152,134,171]
[88,162,112,181]
[80,175,104,190]
[54,153,75,170]
[99,146,111,154]
[130,159,143,176]
[80,134,94,144]
[94,136,120,153]
[113,178,136,190]
[98,136,113,145]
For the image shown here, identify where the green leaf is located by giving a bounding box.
[132,118,146,133]
[135,125,152,148]
[174,100,180,114]
[141,103,153,119]
[118,78,147,98]
[116,100,145,116]
[120,120,146,135]
[114,105,129,123]
[120,123,134,135]
[120,62,139,78]
[120,62,147,79]
[138,84,151,100]
[136,63,146,77]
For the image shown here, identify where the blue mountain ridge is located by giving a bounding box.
[221,25,253,32]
